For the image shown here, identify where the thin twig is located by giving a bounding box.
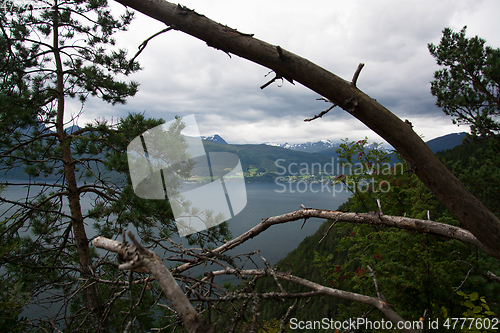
[279,299,298,333]
[260,73,282,89]
[487,271,500,283]
[305,98,337,121]
[127,27,173,73]
[454,267,474,291]
[319,219,337,244]
[377,199,383,215]
[367,265,386,302]
[457,259,500,285]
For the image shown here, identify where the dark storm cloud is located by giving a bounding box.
[74,0,500,144]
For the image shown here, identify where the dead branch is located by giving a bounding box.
[260,72,283,89]
[209,268,418,333]
[192,290,323,302]
[128,27,173,73]
[304,98,337,122]
[93,232,215,333]
[367,265,386,302]
[172,208,493,275]
[280,299,298,333]
[319,219,337,244]
[112,0,500,258]
[454,266,474,291]
[487,271,500,283]
[457,259,500,285]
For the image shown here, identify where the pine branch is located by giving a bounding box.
[93,233,215,333]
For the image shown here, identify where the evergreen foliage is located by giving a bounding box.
[437,136,500,217]
[253,138,500,332]
[429,26,500,136]
[0,2,229,331]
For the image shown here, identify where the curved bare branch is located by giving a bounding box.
[93,234,215,333]
[173,208,492,274]
[205,267,418,333]
[112,0,500,258]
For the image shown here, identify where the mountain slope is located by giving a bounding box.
[425,132,467,153]
[2,132,469,181]
[202,134,227,144]
[202,141,339,181]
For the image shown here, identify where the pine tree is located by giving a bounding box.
[428,26,500,136]
[0,1,142,330]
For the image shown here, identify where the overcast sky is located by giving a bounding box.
[70,0,500,146]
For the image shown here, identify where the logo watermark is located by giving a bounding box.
[274,158,405,196]
[289,317,424,331]
[127,115,247,237]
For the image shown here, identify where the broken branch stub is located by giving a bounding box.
[92,235,215,333]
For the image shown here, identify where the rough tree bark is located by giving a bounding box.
[169,208,494,277]
[52,3,106,330]
[112,0,500,258]
[207,268,419,333]
[93,232,215,333]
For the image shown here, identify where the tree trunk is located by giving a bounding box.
[52,1,106,330]
[113,0,500,259]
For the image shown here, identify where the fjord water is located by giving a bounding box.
[1,180,350,264]
[1,180,351,318]
[222,182,350,264]
[180,181,351,287]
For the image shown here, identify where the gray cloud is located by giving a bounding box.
[73,0,500,145]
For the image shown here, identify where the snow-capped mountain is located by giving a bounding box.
[201,134,228,144]
[65,125,81,134]
[265,139,339,153]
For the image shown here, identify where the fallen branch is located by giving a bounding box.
[93,232,215,333]
[172,208,493,274]
[208,268,418,333]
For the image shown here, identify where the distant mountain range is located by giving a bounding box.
[200,132,468,182]
[10,125,465,154]
[265,140,339,153]
[204,132,467,154]
[2,128,467,182]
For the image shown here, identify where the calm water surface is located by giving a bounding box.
[1,180,350,264]
[1,179,351,318]
[223,182,349,264]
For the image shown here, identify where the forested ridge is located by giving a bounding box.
[243,137,500,332]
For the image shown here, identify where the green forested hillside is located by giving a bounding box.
[436,136,500,216]
[242,137,500,332]
[436,135,491,167]
[2,135,472,184]
[1,139,338,182]
[202,141,340,182]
